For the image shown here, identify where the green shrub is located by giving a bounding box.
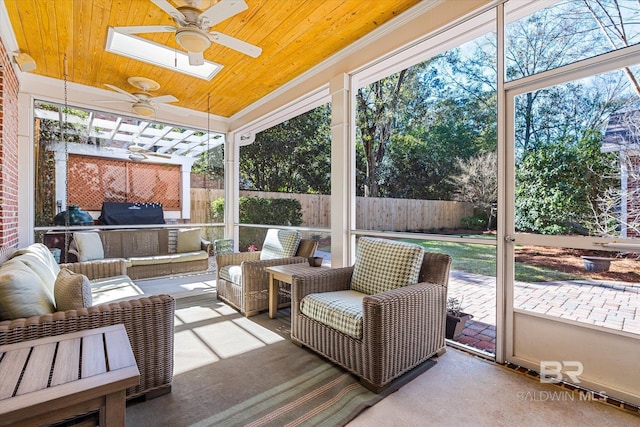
[209,197,303,250]
[461,215,487,231]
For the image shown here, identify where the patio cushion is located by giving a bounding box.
[72,232,105,261]
[10,245,60,296]
[0,259,55,320]
[260,229,302,260]
[127,251,208,267]
[12,243,61,278]
[351,237,424,295]
[177,228,202,253]
[219,265,243,285]
[54,268,92,311]
[300,290,366,339]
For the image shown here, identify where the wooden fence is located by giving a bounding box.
[190,189,473,231]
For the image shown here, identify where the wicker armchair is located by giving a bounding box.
[216,230,318,317]
[290,239,451,393]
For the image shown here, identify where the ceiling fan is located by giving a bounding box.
[126,143,173,161]
[113,0,262,66]
[99,76,178,117]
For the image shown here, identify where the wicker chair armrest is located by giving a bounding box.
[216,251,261,272]
[200,238,213,254]
[60,258,127,279]
[362,282,447,342]
[0,294,175,399]
[290,267,354,303]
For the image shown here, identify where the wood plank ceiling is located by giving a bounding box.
[5,0,420,118]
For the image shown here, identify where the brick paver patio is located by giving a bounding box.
[448,270,640,353]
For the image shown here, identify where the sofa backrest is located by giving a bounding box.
[99,229,170,258]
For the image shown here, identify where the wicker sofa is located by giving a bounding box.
[216,229,318,317]
[0,244,175,400]
[70,228,211,280]
[290,238,452,392]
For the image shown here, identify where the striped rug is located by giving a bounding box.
[126,293,436,427]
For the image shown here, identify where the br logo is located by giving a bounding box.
[540,361,584,384]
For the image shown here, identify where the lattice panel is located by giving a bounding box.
[68,155,181,210]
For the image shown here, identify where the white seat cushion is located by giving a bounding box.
[90,275,144,305]
[300,290,366,339]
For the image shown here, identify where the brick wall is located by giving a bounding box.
[0,38,19,248]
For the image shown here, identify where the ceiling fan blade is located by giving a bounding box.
[208,31,261,58]
[188,51,204,66]
[104,84,139,101]
[128,145,149,153]
[151,0,187,24]
[113,25,176,35]
[200,0,248,28]
[147,152,173,159]
[150,95,179,104]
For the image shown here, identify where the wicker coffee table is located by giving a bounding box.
[265,263,330,318]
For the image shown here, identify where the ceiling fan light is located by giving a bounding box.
[175,28,211,52]
[132,103,155,117]
[129,152,146,162]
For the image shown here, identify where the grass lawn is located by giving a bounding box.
[404,239,585,283]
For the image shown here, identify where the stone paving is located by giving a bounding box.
[447,270,640,353]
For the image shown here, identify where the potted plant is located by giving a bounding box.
[446,297,473,339]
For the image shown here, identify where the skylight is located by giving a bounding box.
[106,28,222,80]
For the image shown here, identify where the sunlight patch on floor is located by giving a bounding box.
[174,304,224,326]
[174,329,221,375]
[193,320,282,359]
[232,317,286,345]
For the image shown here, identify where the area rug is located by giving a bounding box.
[125,293,437,427]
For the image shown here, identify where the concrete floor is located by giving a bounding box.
[347,347,640,427]
[135,271,640,425]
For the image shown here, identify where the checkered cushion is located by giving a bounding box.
[259,229,301,260]
[351,237,424,295]
[300,290,366,339]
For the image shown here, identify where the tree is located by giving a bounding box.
[356,69,409,197]
[449,152,498,229]
[191,142,225,184]
[240,104,331,194]
[515,132,617,235]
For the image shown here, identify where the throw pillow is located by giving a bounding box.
[259,229,302,260]
[351,237,424,295]
[54,268,92,311]
[0,259,56,320]
[177,228,202,253]
[72,232,105,261]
